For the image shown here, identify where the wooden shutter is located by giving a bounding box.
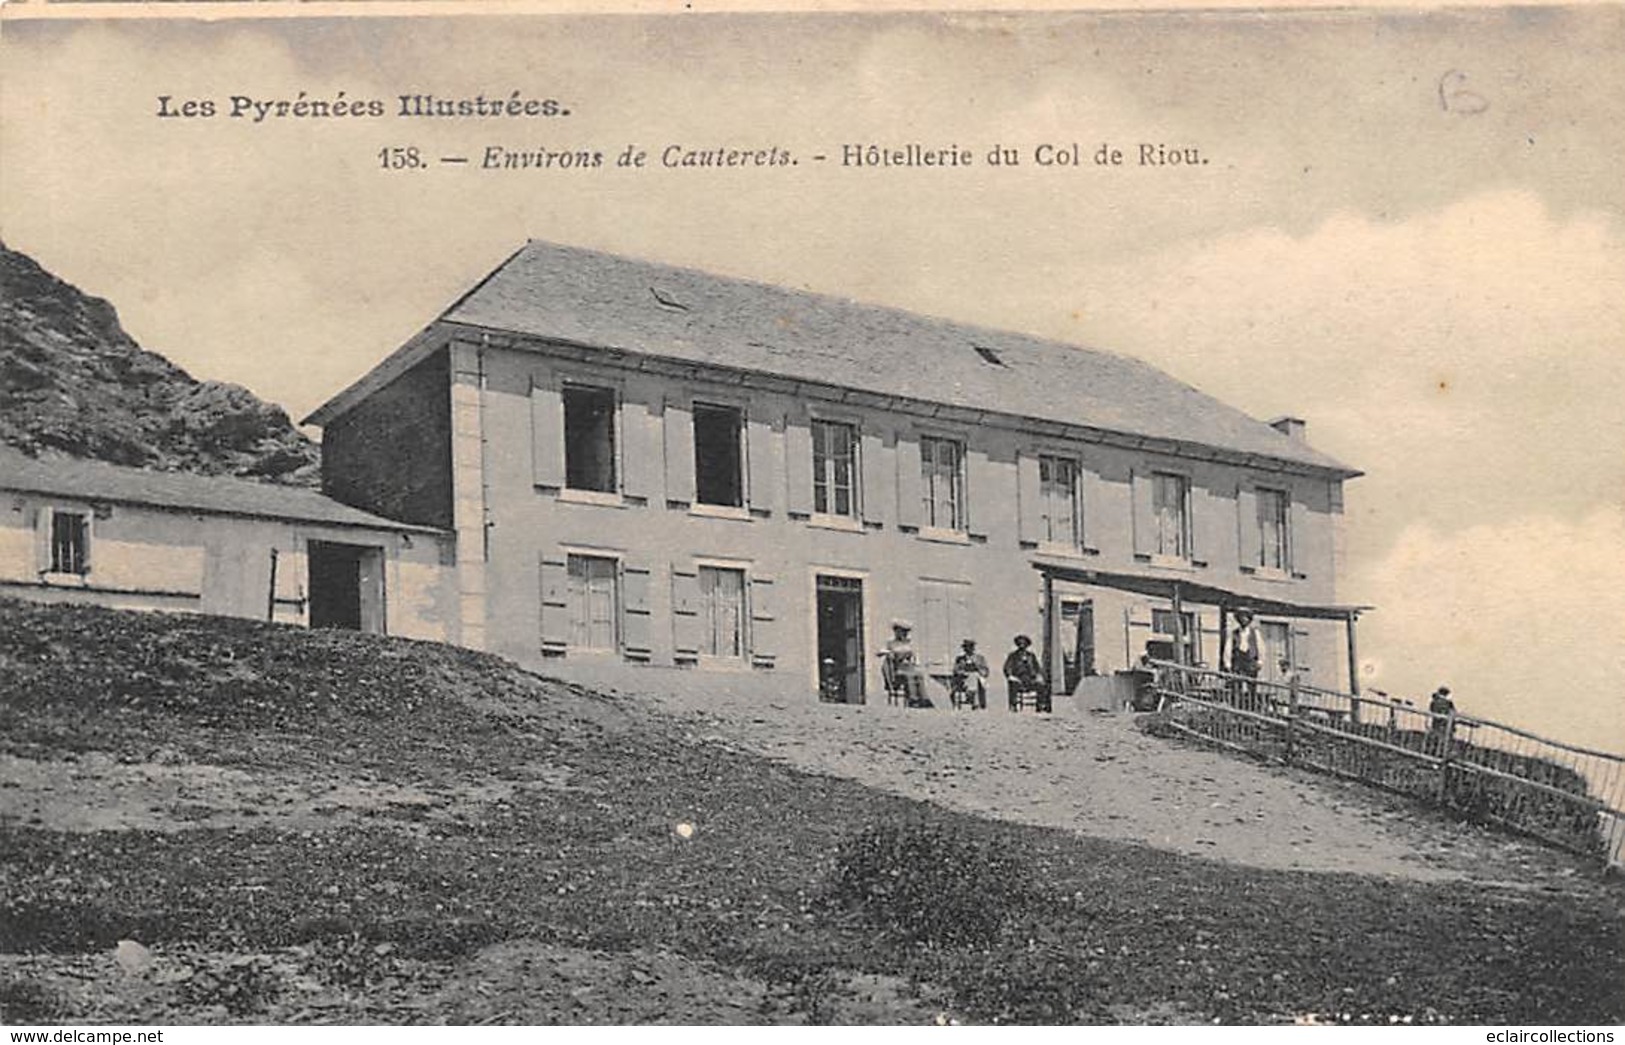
[662,398,695,505]
[951,584,974,657]
[1079,465,1106,552]
[530,377,565,489]
[784,416,813,516]
[896,436,923,528]
[1236,483,1258,569]
[670,566,700,660]
[539,556,570,655]
[749,573,777,668]
[918,581,947,672]
[965,447,995,540]
[1292,625,1312,674]
[1130,470,1155,557]
[1017,453,1042,545]
[1290,496,1311,577]
[1190,484,1226,568]
[746,413,779,516]
[622,559,652,659]
[860,429,888,527]
[621,400,659,501]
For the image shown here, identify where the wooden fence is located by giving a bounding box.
[1144,661,1625,866]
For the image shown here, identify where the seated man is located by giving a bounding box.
[951,637,989,709]
[879,619,930,707]
[1003,634,1046,712]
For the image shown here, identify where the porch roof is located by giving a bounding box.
[1031,559,1371,621]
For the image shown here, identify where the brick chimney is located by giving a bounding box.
[1269,416,1307,442]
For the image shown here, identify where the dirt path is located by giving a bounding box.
[545,663,1596,887]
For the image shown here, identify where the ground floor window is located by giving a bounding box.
[568,553,620,651]
[698,565,746,658]
[1260,620,1295,682]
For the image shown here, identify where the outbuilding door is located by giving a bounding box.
[308,541,385,633]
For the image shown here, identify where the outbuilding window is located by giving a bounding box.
[49,510,90,575]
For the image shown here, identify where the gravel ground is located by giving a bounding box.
[539,660,1601,889]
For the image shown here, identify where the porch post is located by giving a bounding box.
[1345,611,1361,695]
[1171,581,1185,666]
[1218,604,1229,674]
[1041,570,1056,691]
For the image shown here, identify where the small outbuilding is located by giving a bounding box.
[0,448,457,641]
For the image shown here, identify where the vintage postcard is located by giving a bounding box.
[1,2,1621,1029]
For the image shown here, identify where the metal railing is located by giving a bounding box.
[1145,661,1625,866]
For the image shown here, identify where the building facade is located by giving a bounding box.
[310,241,1364,705]
[0,448,457,642]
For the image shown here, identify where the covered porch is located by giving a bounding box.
[1031,560,1371,710]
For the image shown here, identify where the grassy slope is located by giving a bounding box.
[1,598,1621,1025]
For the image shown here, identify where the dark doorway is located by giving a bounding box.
[816,576,865,703]
[308,541,385,633]
[1060,598,1095,695]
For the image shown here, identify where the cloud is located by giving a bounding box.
[1348,506,1625,757]
[1072,189,1625,558]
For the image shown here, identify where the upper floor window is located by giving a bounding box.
[812,419,858,518]
[1038,455,1081,548]
[693,403,744,507]
[920,436,965,530]
[49,510,90,575]
[566,553,619,651]
[563,385,617,493]
[1151,472,1190,559]
[1254,488,1289,571]
[698,565,747,658]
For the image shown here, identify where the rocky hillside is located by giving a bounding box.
[0,242,319,486]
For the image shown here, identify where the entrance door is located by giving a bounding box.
[308,541,386,633]
[1059,599,1095,694]
[816,576,865,702]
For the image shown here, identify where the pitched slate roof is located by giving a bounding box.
[319,240,1358,475]
[0,448,442,533]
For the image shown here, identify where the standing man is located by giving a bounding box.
[952,638,990,709]
[1003,634,1045,712]
[1229,607,1263,708]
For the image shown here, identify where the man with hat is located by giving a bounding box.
[952,637,990,710]
[1003,634,1045,712]
[880,618,929,706]
[1228,606,1263,708]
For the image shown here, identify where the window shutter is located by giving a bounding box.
[860,429,887,526]
[951,584,974,658]
[784,417,813,516]
[749,574,777,668]
[621,400,659,501]
[663,399,695,505]
[896,436,923,528]
[1190,485,1225,568]
[539,556,570,655]
[1236,483,1257,568]
[670,566,700,660]
[530,377,565,489]
[965,447,995,540]
[746,413,779,516]
[1017,453,1042,545]
[33,506,50,574]
[618,559,653,659]
[1130,470,1155,557]
[1079,466,1106,552]
[1290,497,1311,577]
[1291,625,1311,673]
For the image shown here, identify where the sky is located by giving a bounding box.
[2,6,1621,754]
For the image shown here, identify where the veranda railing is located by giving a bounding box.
[1145,661,1625,866]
